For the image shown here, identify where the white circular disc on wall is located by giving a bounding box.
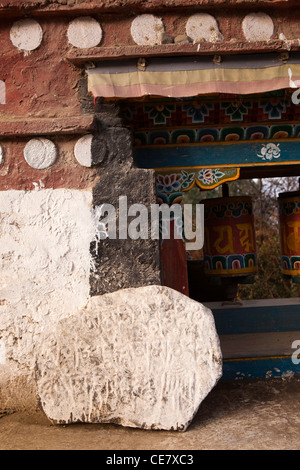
[67,17,103,48]
[131,15,165,46]
[10,19,43,52]
[74,134,94,167]
[242,13,274,42]
[186,13,221,42]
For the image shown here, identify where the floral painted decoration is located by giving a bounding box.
[198,168,225,185]
[257,143,281,161]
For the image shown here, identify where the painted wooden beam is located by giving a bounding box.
[134,140,300,170]
[67,41,300,66]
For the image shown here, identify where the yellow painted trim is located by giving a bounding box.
[156,165,239,172]
[181,179,196,192]
[282,269,300,276]
[195,169,240,190]
[156,168,240,190]
[224,355,293,363]
[167,169,242,191]
[154,160,300,171]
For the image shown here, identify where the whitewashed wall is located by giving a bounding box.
[0,189,95,410]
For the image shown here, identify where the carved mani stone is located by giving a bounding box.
[36,285,222,431]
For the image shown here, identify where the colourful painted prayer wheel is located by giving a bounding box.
[203,195,258,277]
[278,189,300,283]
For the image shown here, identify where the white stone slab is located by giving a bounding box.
[36,285,222,431]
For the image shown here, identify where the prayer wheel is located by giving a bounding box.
[203,190,258,279]
[278,186,300,283]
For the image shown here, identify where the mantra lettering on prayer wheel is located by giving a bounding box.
[203,196,258,277]
[278,190,300,282]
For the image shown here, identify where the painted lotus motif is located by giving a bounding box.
[257,143,281,161]
[157,173,182,193]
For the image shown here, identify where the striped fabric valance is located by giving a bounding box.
[88,53,300,99]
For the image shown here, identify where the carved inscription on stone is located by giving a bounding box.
[36,285,222,431]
